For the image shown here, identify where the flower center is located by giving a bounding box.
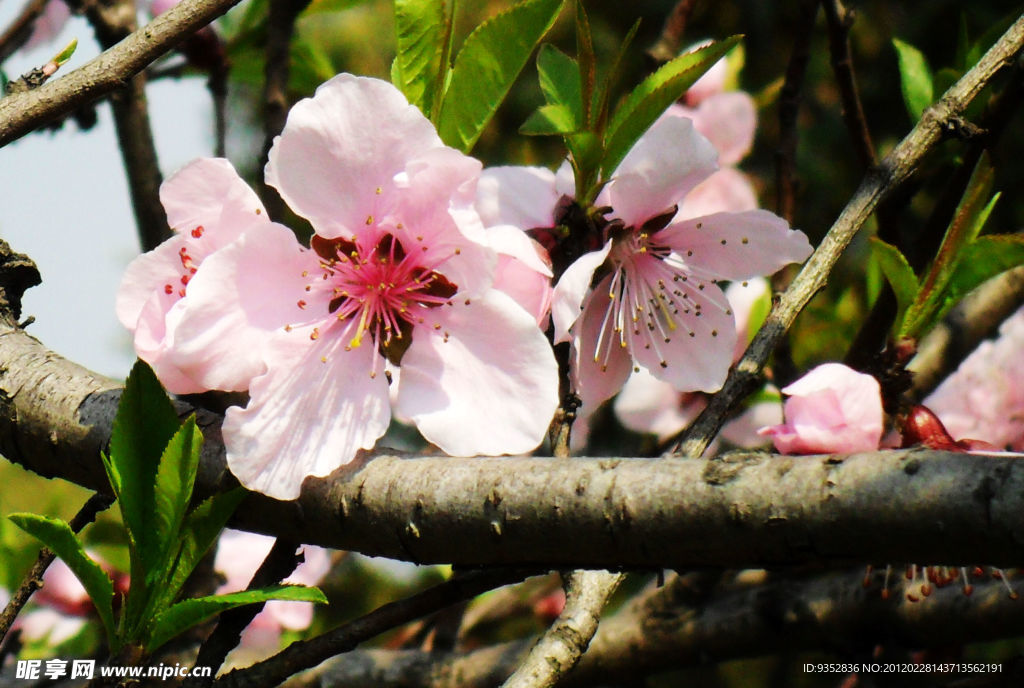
[305,231,458,364]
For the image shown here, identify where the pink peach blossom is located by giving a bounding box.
[759,363,884,454]
[164,75,558,499]
[116,158,272,394]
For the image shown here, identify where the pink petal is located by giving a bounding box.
[167,222,312,392]
[161,158,266,244]
[551,244,611,343]
[223,326,391,500]
[613,368,707,440]
[669,92,756,166]
[683,43,728,105]
[604,116,718,228]
[266,74,444,239]
[396,290,558,456]
[720,395,782,448]
[489,225,553,326]
[570,274,635,413]
[655,209,812,282]
[476,166,560,229]
[677,168,758,220]
[24,0,71,49]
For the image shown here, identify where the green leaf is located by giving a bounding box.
[145,585,327,652]
[537,44,582,122]
[601,36,741,178]
[574,0,595,127]
[9,514,118,648]
[53,39,78,67]
[150,417,202,587]
[945,234,1024,308]
[893,38,934,121]
[393,0,447,115]
[901,155,996,339]
[520,103,578,135]
[437,0,564,152]
[592,18,641,136]
[869,237,919,333]
[158,489,246,613]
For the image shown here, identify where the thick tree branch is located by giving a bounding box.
[2,311,1024,569]
[0,0,244,148]
[675,13,1024,457]
[300,568,1024,688]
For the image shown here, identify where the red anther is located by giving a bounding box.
[1010,591,1020,601]
[963,585,974,597]
[180,275,190,285]
[921,584,932,597]
[973,567,985,578]
[164,284,173,295]
[881,589,891,601]
[992,570,1004,580]
[906,592,920,603]
[178,288,186,297]
[297,300,307,309]
[191,225,204,238]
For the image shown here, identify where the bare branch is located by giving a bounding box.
[0,0,245,148]
[675,13,1024,457]
[499,570,621,688]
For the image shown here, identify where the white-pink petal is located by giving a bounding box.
[476,166,560,230]
[223,325,391,500]
[161,158,267,241]
[656,209,812,282]
[396,290,558,456]
[266,74,445,240]
[614,368,707,440]
[551,244,611,343]
[677,168,758,220]
[667,92,756,166]
[488,225,553,326]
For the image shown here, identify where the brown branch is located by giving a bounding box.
[499,570,621,688]
[212,568,538,688]
[821,0,876,170]
[0,493,113,643]
[0,0,246,148]
[646,0,699,65]
[674,13,1024,458]
[774,0,819,224]
[0,0,51,65]
[256,0,311,221]
[299,568,1024,688]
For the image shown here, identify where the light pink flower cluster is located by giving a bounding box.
[118,75,559,500]
[759,363,884,454]
[924,304,1024,450]
[478,115,812,417]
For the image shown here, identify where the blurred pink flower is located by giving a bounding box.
[23,0,71,51]
[759,363,884,454]
[924,305,1024,450]
[116,158,272,394]
[163,75,557,499]
[214,530,331,647]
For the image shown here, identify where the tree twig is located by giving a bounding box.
[673,13,1024,458]
[646,0,699,65]
[212,568,539,688]
[499,570,621,688]
[820,0,876,170]
[0,0,51,65]
[0,493,113,643]
[0,0,246,148]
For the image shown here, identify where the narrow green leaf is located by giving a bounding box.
[902,156,996,338]
[9,514,118,648]
[150,417,202,588]
[159,489,246,612]
[893,38,934,120]
[869,237,919,335]
[520,104,578,136]
[393,0,447,115]
[592,18,641,136]
[945,234,1024,309]
[536,44,582,124]
[438,0,564,152]
[145,585,327,652]
[574,0,595,127]
[601,36,741,178]
[53,39,77,66]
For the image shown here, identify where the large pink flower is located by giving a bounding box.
[169,75,558,499]
[116,158,272,393]
[759,363,884,454]
[484,116,811,414]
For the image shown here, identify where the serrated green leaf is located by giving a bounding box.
[893,38,933,121]
[537,44,582,124]
[601,36,741,178]
[574,0,595,127]
[150,417,202,588]
[520,103,578,136]
[869,237,919,334]
[9,514,118,649]
[901,156,996,339]
[592,18,640,137]
[158,489,246,613]
[145,585,327,652]
[438,0,564,152]
[393,0,447,115]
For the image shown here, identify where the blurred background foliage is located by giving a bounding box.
[3,1,1024,684]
